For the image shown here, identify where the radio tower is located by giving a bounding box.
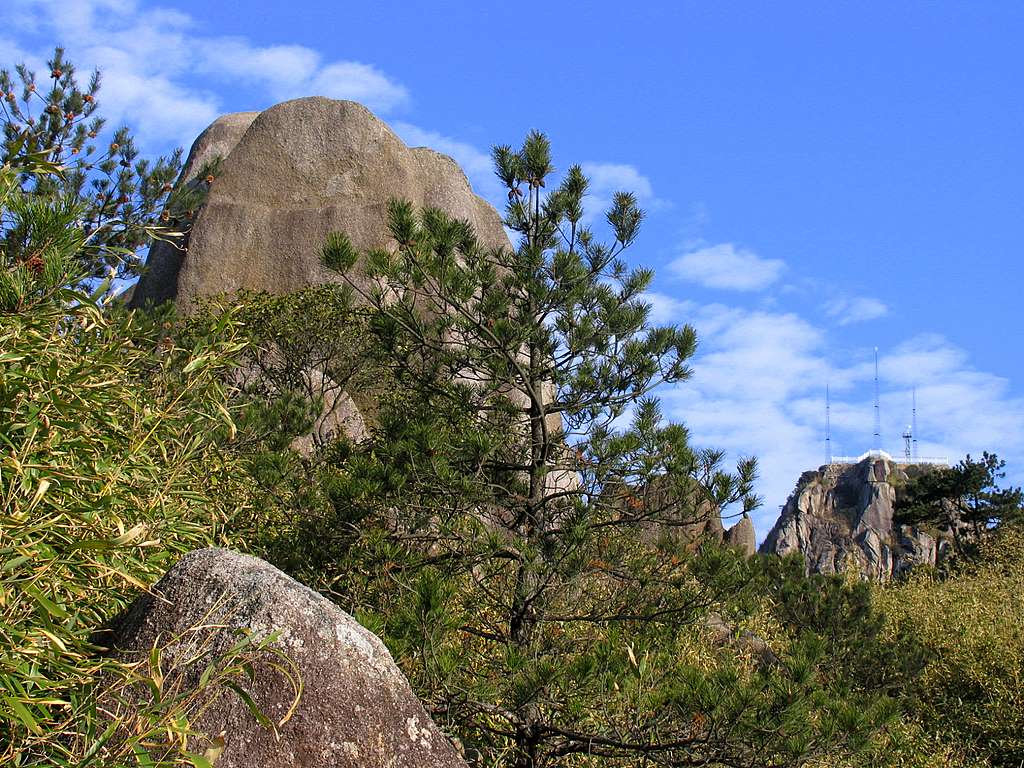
[912,387,918,460]
[825,384,832,464]
[873,347,881,451]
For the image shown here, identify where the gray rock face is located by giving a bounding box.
[724,515,756,557]
[131,97,508,310]
[759,457,953,579]
[100,548,467,768]
[133,111,259,306]
[288,384,368,456]
[704,612,779,669]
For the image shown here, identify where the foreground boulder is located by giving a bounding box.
[130,97,509,310]
[759,454,953,579]
[101,548,467,768]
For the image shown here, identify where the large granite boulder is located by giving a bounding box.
[131,97,508,310]
[99,548,467,768]
[759,455,954,579]
[288,371,369,455]
[131,111,259,306]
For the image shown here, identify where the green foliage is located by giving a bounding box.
[1,47,184,280]
[4,106,1015,768]
[305,132,900,766]
[895,452,1023,559]
[874,526,1024,767]
[180,285,391,577]
[756,555,927,698]
[0,159,277,764]
[0,162,84,312]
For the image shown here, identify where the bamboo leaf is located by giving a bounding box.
[225,682,274,731]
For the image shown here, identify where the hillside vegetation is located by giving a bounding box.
[2,51,1022,768]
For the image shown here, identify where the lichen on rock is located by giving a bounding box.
[99,548,467,768]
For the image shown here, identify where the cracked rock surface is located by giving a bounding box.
[759,457,953,579]
[101,548,467,768]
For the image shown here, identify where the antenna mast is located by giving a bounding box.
[912,387,918,460]
[826,384,832,465]
[873,347,881,451]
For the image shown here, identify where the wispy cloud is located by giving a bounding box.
[1,0,409,148]
[384,134,665,233]
[3,4,662,232]
[580,162,663,220]
[824,295,889,325]
[641,291,696,325]
[198,44,407,112]
[655,297,1024,541]
[669,243,785,291]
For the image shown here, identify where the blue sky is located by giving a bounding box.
[4,0,1022,538]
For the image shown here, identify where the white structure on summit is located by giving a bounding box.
[873,347,881,451]
[829,450,948,467]
[824,360,947,467]
[912,386,919,460]
[825,383,832,466]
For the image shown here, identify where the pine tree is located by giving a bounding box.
[317,132,893,766]
[1,47,185,282]
[895,452,1023,559]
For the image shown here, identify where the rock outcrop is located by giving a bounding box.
[99,548,467,768]
[704,612,780,669]
[130,97,508,310]
[724,514,756,557]
[129,97,511,451]
[129,111,259,306]
[622,475,724,548]
[759,454,952,579]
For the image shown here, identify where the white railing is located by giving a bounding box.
[828,450,948,466]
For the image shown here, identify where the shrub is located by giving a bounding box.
[874,526,1024,767]
[0,158,267,765]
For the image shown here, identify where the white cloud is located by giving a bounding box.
[879,337,1024,461]
[197,42,407,112]
[640,291,696,325]
[669,243,785,291]
[824,295,889,325]
[1,0,409,148]
[384,132,665,232]
[659,300,1024,544]
[879,334,967,386]
[662,305,836,536]
[580,161,663,225]
[306,61,407,110]
[581,162,655,201]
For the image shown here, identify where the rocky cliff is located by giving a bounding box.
[130,97,508,310]
[759,454,953,579]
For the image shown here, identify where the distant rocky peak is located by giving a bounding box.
[759,455,954,579]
